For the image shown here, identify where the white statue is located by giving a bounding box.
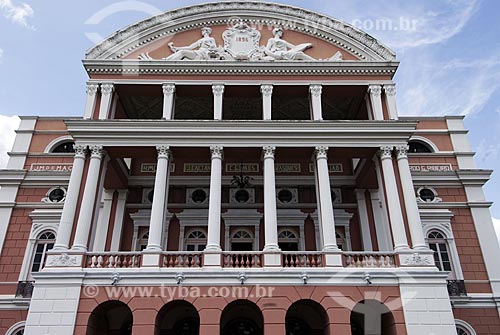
[164,27,220,60]
[263,27,316,61]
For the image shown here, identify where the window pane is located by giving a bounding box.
[429,243,437,251]
[31,261,41,272]
[198,245,206,251]
[440,251,450,262]
[443,261,452,272]
[186,245,195,251]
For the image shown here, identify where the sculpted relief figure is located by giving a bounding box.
[263,27,316,61]
[165,27,220,60]
[138,25,344,61]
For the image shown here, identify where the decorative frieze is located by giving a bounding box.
[30,163,73,172]
[308,163,343,173]
[409,164,453,172]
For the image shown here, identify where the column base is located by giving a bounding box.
[397,250,435,268]
[203,251,222,267]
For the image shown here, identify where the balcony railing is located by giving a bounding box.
[85,252,142,268]
[282,252,324,267]
[222,252,262,268]
[161,252,203,268]
[343,252,396,268]
[447,280,467,297]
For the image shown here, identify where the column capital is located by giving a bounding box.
[384,84,396,96]
[100,83,114,96]
[378,146,393,159]
[355,189,367,199]
[212,84,225,97]
[262,146,276,159]
[314,146,329,159]
[86,83,99,96]
[210,145,224,160]
[89,145,105,159]
[156,145,171,159]
[309,84,323,97]
[261,84,273,97]
[162,83,175,95]
[368,84,382,98]
[395,145,409,159]
[73,144,87,158]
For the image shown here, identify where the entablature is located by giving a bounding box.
[65,119,418,148]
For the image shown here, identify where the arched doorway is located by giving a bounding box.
[350,300,396,335]
[220,300,263,335]
[285,299,329,335]
[87,300,133,335]
[155,300,200,335]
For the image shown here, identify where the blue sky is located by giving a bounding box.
[0,0,499,237]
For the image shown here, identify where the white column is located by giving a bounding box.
[378,146,409,250]
[110,190,128,251]
[368,189,393,251]
[206,146,223,251]
[92,189,114,252]
[98,83,114,120]
[384,84,399,120]
[315,146,338,251]
[72,145,105,251]
[212,84,224,120]
[83,83,99,119]
[53,145,87,250]
[146,145,171,251]
[263,146,280,252]
[355,189,373,251]
[368,85,384,120]
[162,83,175,120]
[309,85,323,120]
[395,145,427,249]
[261,84,273,120]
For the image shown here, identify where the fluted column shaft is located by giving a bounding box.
[261,85,273,120]
[396,145,427,249]
[72,145,105,251]
[162,83,175,120]
[146,145,171,251]
[53,145,87,250]
[263,146,279,251]
[378,146,409,250]
[213,84,224,120]
[310,85,323,120]
[206,146,223,251]
[315,146,339,251]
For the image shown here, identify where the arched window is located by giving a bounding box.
[87,301,132,335]
[51,141,75,153]
[455,320,477,335]
[278,228,299,251]
[29,231,55,279]
[185,230,207,251]
[6,322,25,335]
[231,229,254,251]
[428,231,452,272]
[408,140,433,153]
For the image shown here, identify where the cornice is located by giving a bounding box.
[64,120,418,148]
[85,1,396,62]
[83,60,398,77]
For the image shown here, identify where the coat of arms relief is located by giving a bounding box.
[139,22,343,62]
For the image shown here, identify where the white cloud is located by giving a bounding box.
[0,0,34,29]
[315,0,480,50]
[0,115,20,169]
[0,48,3,60]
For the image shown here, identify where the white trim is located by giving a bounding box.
[43,135,74,153]
[408,135,439,153]
[5,321,25,335]
[455,319,477,335]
